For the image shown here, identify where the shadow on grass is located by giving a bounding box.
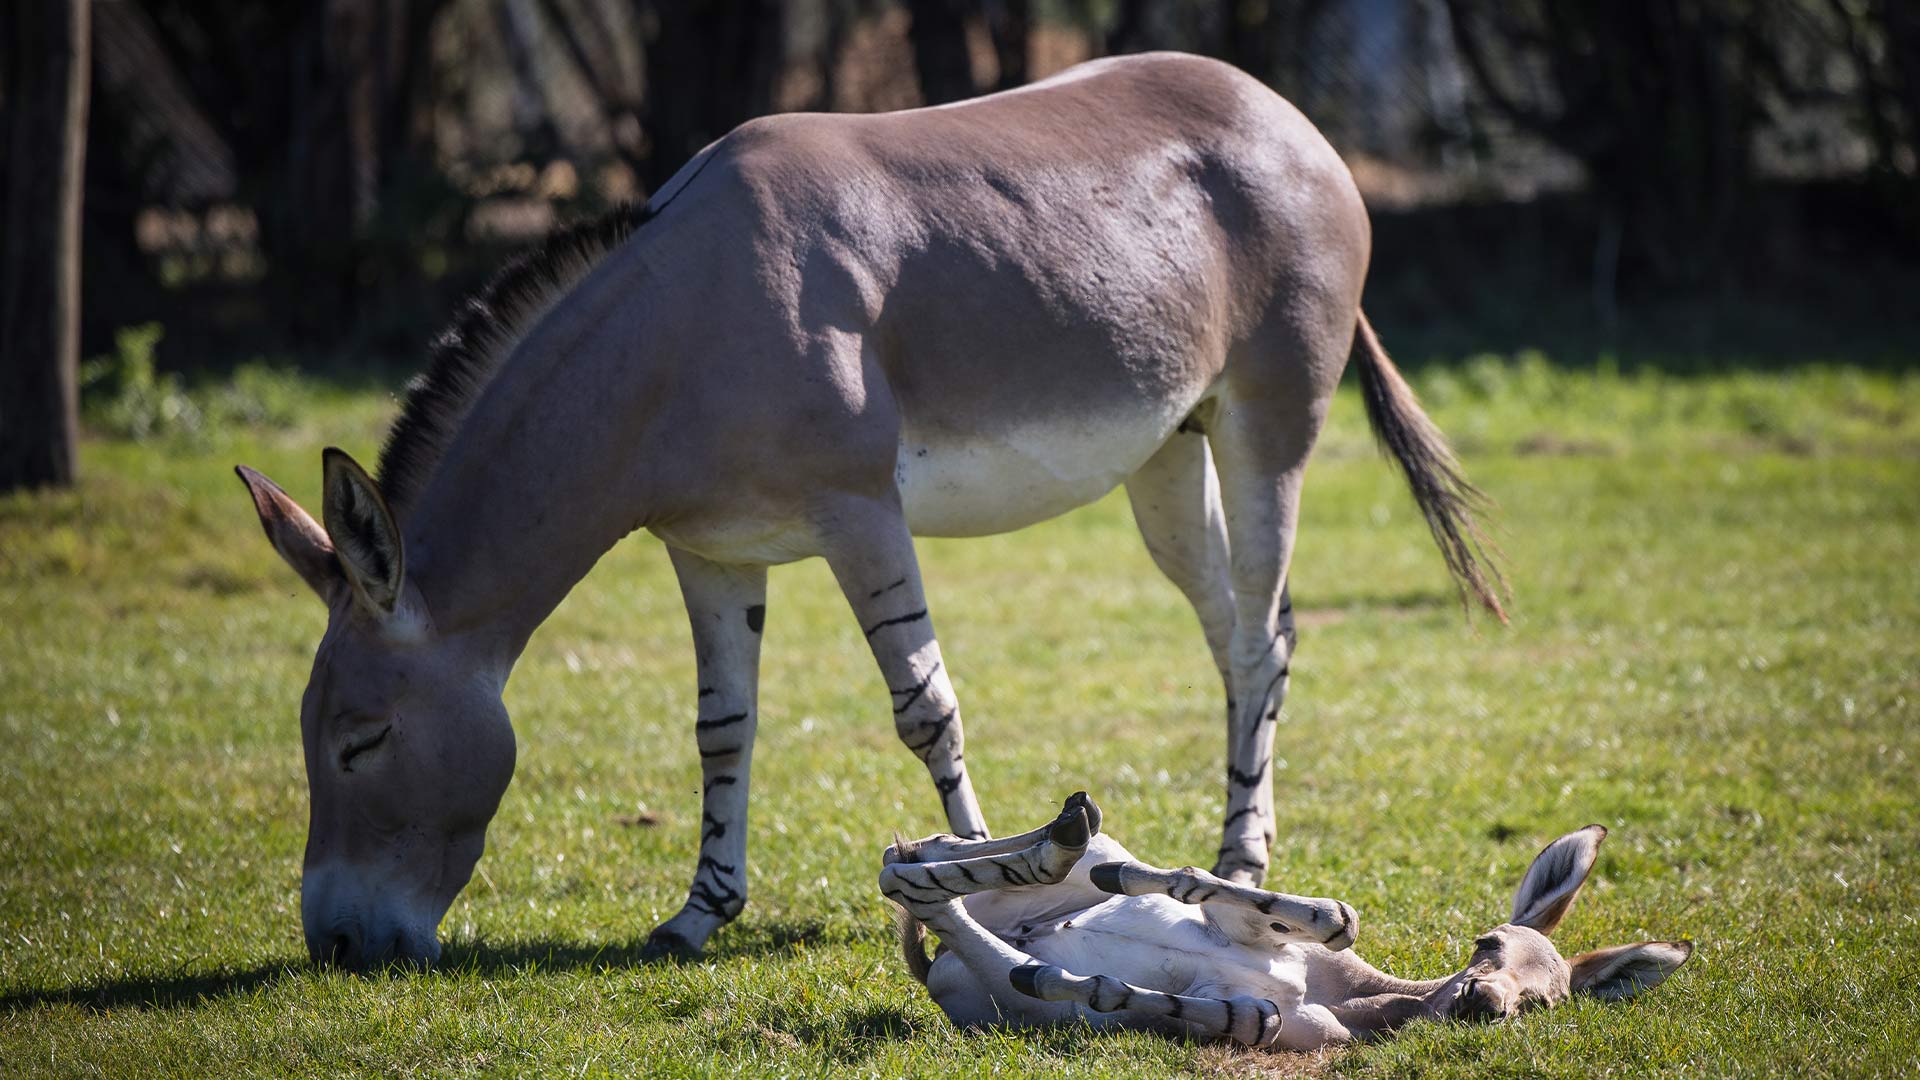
[0,962,300,1014]
[2,920,838,1014]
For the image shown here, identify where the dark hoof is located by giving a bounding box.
[1089,862,1126,894]
[639,928,701,963]
[1009,962,1048,998]
[1050,805,1090,849]
[1064,790,1103,836]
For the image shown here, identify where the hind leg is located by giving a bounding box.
[1206,373,1337,882]
[1126,425,1236,716]
[883,796,1095,1031]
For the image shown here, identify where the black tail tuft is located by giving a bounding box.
[1352,312,1509,622]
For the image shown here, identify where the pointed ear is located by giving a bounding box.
[1569,940,1693,1000]
[1511,824,1606,934]
[235,465,342,601]
[320,447,405,616]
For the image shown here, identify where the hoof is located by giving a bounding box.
[1050,805,1090,849]
[1089,862,1126,894]
[1009,962,1051,998]
[639,927,701,962]
[1064,791,1103,836]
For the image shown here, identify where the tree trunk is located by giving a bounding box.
[907,0,977,105]
[639,0,784,191]
[988,0,1029,90]
[1,0,90,492]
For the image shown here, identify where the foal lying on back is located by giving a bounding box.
[882,793,1691,1048]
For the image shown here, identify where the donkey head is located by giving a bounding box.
[1444,825,1692,1022]
[237,450,516,970]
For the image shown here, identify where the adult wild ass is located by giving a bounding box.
[235,52,1502,968]
[883,793,1692,1047]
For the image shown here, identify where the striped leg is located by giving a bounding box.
[827,509,988,840]
[884,791,1102,866]
[643,548,767,958]
[1090,860,1356,950]
[880,796,1093,906]
[1208,394,1320,883]
[1010,963,1284,1048]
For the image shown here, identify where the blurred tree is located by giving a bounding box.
[637,0,785,188]
[1439,0,1829,285]
[987,0,1029,90]
[1,0,90,491]
[907,0,977,104]
[111,1,446,341]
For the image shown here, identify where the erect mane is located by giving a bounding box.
[375,202,653,516]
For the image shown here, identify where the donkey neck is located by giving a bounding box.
[1310,946,1457,1005]
[399,247,673,664]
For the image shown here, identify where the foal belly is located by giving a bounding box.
[896,405,1182,538]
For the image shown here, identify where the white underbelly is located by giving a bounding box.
[897,405,1184,537]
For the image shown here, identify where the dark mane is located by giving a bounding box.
[375,202,653,516]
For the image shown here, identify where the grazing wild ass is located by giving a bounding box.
[883,793,1692,1047]
[235,51,1502,968]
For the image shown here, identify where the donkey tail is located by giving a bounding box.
[1351,311,1509,622]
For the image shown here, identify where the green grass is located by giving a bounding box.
[3,356,1917,1077]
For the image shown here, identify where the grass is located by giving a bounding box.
[2,354,1917,1077]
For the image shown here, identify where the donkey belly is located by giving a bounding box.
[896,397,1190,538]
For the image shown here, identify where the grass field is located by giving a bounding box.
[3,354,1917,1077]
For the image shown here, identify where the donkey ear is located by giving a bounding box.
[1569,940,1693,1000]
[320,448,405,616]
[1510,824,1606,934]
[236,465,342,601]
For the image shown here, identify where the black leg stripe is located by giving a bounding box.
[890,661,944,714]
[864,608,929,638]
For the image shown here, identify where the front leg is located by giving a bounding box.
[1090,859,1356,950]
[643,548,767,958]
[825,503,988,840]
[1010,964,1284,1048]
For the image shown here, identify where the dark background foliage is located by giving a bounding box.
[4,0,1919,489]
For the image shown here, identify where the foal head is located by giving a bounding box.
[1440,825,1692,1021]
[237,450,516,969]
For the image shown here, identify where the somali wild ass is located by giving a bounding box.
[883,793,1692,1047]
[235,52,1502,968]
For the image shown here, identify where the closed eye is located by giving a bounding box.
[1474,935,1501,952]
[340,724,392,771]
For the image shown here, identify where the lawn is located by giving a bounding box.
[2,353,1917,1077]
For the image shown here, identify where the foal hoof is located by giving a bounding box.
[1064,791,1103,836]
[639,927,701,963]
[1050,805,1091,849]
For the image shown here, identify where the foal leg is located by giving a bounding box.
[1010,964,1284,1047]
[883,798,1091,1029]
[643,547,767,958]
[825,503,988,840]
[1090,859,1356,950]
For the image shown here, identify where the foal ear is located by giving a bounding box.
[320,448,405,617]
[1569,940,1693,1000]
[235,465,341,601]
[1510,825,1606,934]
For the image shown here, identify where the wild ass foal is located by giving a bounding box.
[235,52,1502,968]
[884,794,1692,1047]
